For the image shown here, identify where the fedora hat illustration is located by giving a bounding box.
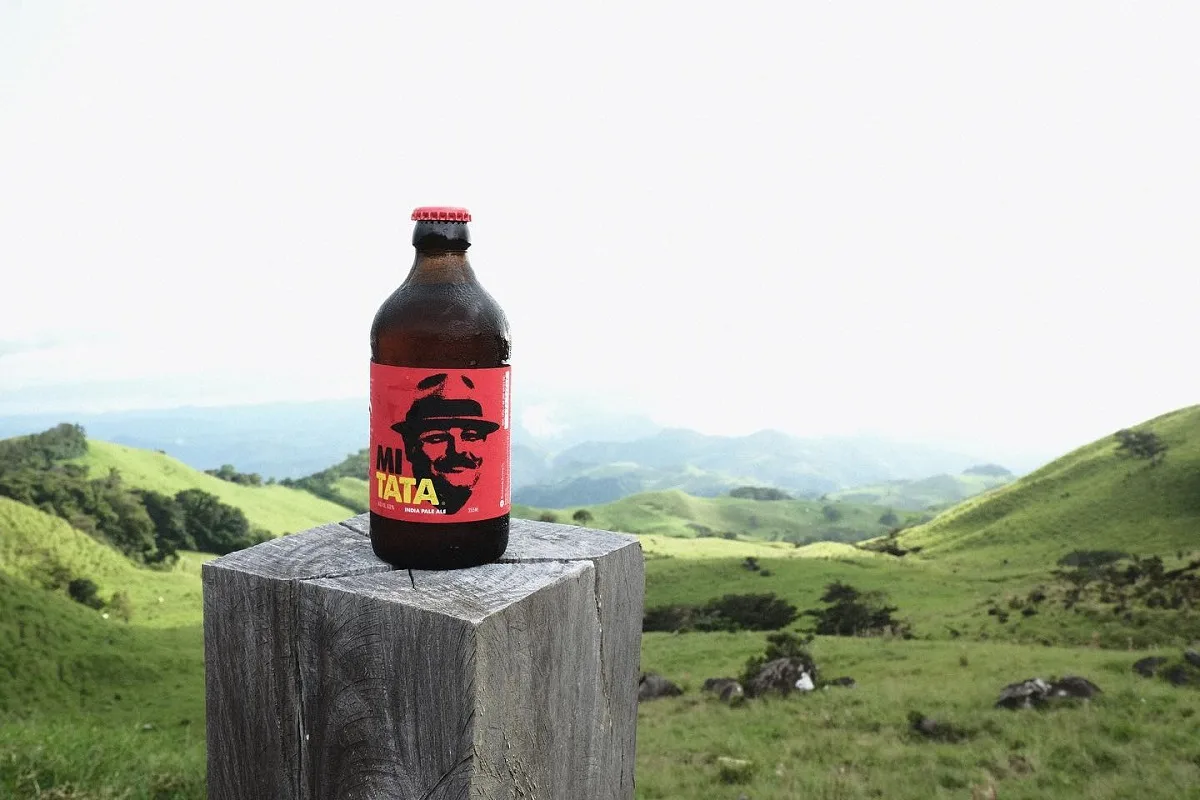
[391,373,501,436]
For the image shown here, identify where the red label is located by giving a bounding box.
[369,364,511,523]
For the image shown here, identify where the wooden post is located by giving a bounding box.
[202,516,644,800]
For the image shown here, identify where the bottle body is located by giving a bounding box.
[368,209,511,569]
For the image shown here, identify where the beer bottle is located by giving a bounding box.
[368,207,512,569]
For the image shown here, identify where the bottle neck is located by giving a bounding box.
[406,250,476,284]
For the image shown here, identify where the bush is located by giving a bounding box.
[68,578,104,610]
[108,591,134,622]
[643,593,798,633]
[571,509,593,525]
[738,631,815,687]
[1114,428,1167,465]
[1057,550,1130,569]
[822,505,843,523]
[537,512,558,523]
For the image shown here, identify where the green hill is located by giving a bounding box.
[889,405,1200,571]
[329,476,369,511]
[0,496,210,630]
[514,489,907,544]
[4,409,1200,798]
[0,497,208,795]
[825,469,1013,511]
[74,441,352,536]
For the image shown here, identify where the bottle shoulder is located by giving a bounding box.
[371,280,511,367]
[372,281,509,336]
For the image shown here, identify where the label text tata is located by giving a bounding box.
[373,446,440,506]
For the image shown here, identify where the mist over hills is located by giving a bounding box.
[514,428,1003,507]
[0,394,666,481]
[0,396,1037,510]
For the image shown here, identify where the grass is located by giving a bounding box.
[514,489,903,544]
[636,633,1200,799]
[73,441,353,536]
[0,499,206,797]
[3,405,1199,798]
[329,476,369,511]
[638,535,887,561]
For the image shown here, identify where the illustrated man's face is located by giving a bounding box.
[413,424,488,489]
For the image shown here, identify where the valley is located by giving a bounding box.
[0,405,1197,798]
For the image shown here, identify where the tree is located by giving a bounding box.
[174,489,267,555]
[803,581,909,637]
[879,509,900,527]
[137,489,193,560]
[822,504,843,523]
[1115,428,1168,466]
[572,509,594,525]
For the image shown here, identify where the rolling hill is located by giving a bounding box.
[3,406,1200,798]
[823,466,1014,510]
[887,405,1200,571]
[72,441,352,536]
[513,489,908,543]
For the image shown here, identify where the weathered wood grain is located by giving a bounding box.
[203,524,392,800]
[337,514,369,537]
[203,518,644,800]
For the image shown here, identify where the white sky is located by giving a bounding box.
[1,1,1197,460]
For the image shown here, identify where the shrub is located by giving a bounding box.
[68,578,104,610]
[108,591,134,622]
[643,593,798,633]
[804,581,910,637]
[537,512,558,523]
[1057,550,1129,569]
[1114,428,1167,465]
[738,631,816,688]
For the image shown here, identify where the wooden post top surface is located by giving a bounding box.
[203,516,643,635]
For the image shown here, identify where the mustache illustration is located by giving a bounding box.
[432,452,483,473]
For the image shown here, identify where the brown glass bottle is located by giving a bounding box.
[368,207,511,569]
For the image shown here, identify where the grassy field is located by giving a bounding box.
[74,441,353,536]
[514,489,905,544]
[637,633,1200,800]
[329,475,369,511]
[2,406,1199,798]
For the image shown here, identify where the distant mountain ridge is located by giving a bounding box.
[514,428,996,507]
[0,397,665,481]
[824,467,1014,511]
[1,399,1029,511]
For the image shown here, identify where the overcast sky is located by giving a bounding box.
[1,1,1197,461]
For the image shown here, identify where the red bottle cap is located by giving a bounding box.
[411,206,472,222]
